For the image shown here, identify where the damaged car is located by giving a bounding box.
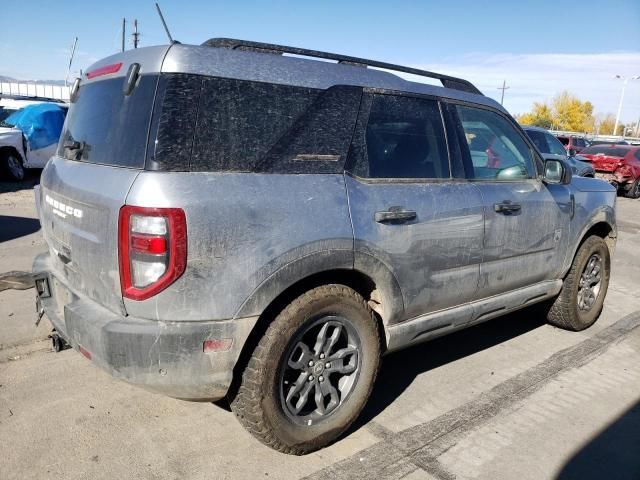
[0,102,67,180]
[579,144,640,198]
[31,38,617,454]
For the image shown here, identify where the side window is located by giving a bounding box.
[545,133,568,156]
[455,105,535,180]
[352,94,450,179]
[525,129,550,154]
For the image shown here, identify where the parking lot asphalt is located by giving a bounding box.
[1,177,639,480]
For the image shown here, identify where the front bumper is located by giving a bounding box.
[595,171,633,188]
[33,252,257,401]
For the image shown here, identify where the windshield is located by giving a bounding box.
[581,146,629,157]
[0,108,19,127]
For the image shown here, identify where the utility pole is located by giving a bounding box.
[497,79,510,105]
[613,75,639,136]
[132,19,140,49]
[121,18,126,52]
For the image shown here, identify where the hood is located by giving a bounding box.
[0,126,21,137]
[572,176,617,192]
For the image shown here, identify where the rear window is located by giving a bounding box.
[581,146,629,157]
[557,136,569,145]
[57,75,157,168]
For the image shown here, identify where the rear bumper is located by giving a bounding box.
[33,252,257,401]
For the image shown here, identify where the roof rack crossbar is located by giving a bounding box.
[202,38,483,96]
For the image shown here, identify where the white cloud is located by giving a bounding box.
[413,52,640,123]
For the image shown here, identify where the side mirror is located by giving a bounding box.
[568,148,577,157]
[543,159,572,185]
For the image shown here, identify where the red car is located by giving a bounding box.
[579,145,640,198]
[556,135,589,154]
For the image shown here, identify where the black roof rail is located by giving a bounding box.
[202,38,483,96]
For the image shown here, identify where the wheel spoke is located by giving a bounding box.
[290,381,314,415]
[286,371,310,403]
[317,377,340,414]
[313,321,342,356]
[326,346,358,374]
[288,341,313,370]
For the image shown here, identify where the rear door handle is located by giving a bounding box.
[494,201,521,213]
[375,207,417,223]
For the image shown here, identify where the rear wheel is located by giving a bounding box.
[545,235,610,331]
[624,179,640,199]
[2,151,25,181]
[230,284,381,454]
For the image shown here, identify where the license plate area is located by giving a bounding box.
[34,275,51,298]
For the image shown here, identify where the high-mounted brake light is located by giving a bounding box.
[86,62,123,79]
[118,206,187,301]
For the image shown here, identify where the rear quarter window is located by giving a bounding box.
[149,75,361,174]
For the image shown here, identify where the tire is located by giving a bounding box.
[624,178,640,199]
[230,284,381,454]
[545,235,610,331]
[2,150,25,181]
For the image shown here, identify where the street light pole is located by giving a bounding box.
[613,75,640,136]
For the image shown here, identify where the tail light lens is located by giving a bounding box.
[118,206,187,301]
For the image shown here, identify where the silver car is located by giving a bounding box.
[33,38,617,454]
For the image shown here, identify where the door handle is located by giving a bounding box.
[494,201,521,213]
[375,207,417,223]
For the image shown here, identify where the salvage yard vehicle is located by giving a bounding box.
[0,102,67,180]
[579,144,640,198]
[522,125,595,177]
[32,39,617,454]
[556,134,588,154]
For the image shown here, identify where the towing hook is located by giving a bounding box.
[50,331,69,352]
[0,271,35,292]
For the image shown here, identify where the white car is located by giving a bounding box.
[0,100,67,181]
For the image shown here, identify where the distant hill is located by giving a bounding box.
[0,75,66,86]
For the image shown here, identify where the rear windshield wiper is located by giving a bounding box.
[62,139,87,158]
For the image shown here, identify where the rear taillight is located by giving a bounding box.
[118,206,187,301]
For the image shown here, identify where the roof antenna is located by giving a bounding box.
[155,3,177,44]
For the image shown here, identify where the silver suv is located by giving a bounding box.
[33,38,617,454]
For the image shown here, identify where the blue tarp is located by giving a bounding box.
[5,103,66,150]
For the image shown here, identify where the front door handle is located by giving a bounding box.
[494,201,521,213]
[375,206,417,223]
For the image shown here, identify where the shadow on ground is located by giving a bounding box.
[0,215,41,242]
[0,169,41,194]
[556,398,640,480]
[351,307,547,431]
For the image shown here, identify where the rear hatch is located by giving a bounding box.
[38,46,168,314]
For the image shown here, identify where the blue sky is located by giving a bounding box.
[2,0,640,121]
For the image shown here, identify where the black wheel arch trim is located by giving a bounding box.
[234,248,405,325]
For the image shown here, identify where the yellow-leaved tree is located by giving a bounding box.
[517,91,596,132]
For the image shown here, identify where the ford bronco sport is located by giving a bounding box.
[33,39,617,454]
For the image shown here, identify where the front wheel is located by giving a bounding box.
[230,284,381,454]
[2,151,25,181]
[624,179,640,199]
[545,235,610,331]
